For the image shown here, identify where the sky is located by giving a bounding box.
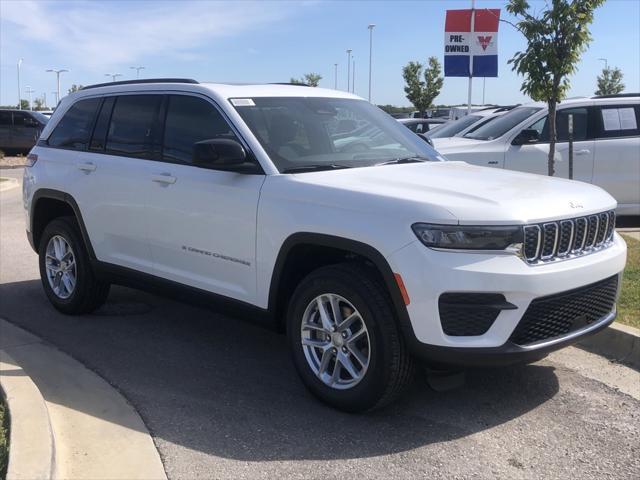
[1,0,639,108]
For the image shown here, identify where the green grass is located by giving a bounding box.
[0,399,8,480]
[618,234,640,329]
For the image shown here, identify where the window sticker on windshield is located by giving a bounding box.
[230,98,255,107]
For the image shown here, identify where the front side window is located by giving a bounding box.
[162,95,238,164]
[106,95,162,158]
[48,98,101,150]
[233,97,440,172]
[520,107,590,143]
[465,107,542,140]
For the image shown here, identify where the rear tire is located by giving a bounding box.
[287,263,414,412]
[38,216,110,314]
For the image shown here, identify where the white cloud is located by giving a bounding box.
[1,0,298,70]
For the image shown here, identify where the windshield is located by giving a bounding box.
[232,97,442,173]
[464,106,542,140]
[460,115,498,135]
[427,115,481,139]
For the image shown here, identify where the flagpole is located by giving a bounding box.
[467,0,475,114]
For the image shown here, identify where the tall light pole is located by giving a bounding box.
[346,49,352,92]
[130,66,145,79]
[352,57,356,93]
[105,73,122,82]
[598,57,608,70]
[368,24,375,102]
[46,69,68,106]
[334,63,338,89]
[43,92,47,109]
[25,86,35,111]
[17,58,23,109]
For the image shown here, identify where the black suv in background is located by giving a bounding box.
[0,109,49,154]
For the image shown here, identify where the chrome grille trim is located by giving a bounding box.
[522,210,616,265]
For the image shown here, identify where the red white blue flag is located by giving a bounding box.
[444,9,500,77]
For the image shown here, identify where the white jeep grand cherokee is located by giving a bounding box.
[23,79,627,412]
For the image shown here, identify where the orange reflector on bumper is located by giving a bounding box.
[394,273,410,306]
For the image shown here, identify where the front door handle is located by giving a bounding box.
[77,162,96,172]
[151,173,177,185]
[575,149,590,156]
[488,160,499,165]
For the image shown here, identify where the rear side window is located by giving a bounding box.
[162,95,237,164]
[106,95,162,159]
[48,98,101,150]
[0,112,11,126]
[596,105,639,138]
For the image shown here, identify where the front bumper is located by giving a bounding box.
[388,232,627,366]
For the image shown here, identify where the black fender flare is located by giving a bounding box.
[267,232,419,348]
[30,188,96,259]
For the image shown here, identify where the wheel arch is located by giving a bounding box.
[30,188,96,259]
[268,233,416,342]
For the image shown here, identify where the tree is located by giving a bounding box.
[506,0,604,176]
[595,67,624,96]
[68,84,84,94]
[33,97,45,110]
[290,73,322,87]
[402,56,443,116]
[19,99,29,110]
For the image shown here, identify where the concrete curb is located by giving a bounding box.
[0,348,55,480]
[0,177,19,192]
[0,319,167,480]
[578,322,640,370]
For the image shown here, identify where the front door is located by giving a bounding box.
[505,106,595,182]
[144,94,264,304]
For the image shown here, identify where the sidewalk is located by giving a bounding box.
[0,319,166,480]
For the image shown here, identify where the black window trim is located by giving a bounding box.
[41,90,264,175]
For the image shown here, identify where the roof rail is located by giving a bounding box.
[269,82,310,87]
[81,78,199,91]
[592,93,640,99]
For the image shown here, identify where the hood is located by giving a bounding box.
[432,136,487,151]
[290,161,616,225]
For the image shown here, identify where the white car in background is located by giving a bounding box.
[436,95,640,217]
[428,107,510,141]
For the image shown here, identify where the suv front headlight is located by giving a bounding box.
[411,223,523,252]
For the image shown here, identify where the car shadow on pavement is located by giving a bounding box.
[0,279,560,462]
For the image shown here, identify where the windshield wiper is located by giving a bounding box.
[375,156,430,166]
[281,164,352,174]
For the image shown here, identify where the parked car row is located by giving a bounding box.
[398,95,640,216]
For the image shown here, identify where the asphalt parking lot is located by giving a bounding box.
[1,167,639,479]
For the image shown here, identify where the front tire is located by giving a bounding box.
[38,216,110,314]
[287,263,414,412]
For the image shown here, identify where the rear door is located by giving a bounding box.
[592,103,640,215]
[11,112,41,150]
[0,111,11,148]
[51,94,161,273]
[144,93,264,303]
[504,106,595,182]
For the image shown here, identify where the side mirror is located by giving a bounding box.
[193,138,247,168]
[24,118,40,128]
[417,133,434,147]
[512,129,540,146]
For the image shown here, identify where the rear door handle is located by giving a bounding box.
[151,173,177,185]
[575,149,590,156]
[77,162,96,172]
[488,161,499,165]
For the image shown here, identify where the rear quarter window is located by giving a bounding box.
[596,105,640,138]
[48,98,101,150]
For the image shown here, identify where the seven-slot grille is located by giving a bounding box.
[523,210,615,264]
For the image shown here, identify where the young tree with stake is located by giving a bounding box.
[402,57,444,118]
[506,0,604,176]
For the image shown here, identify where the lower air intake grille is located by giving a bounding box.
[509,276,618,346]
[439,293,508,336]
